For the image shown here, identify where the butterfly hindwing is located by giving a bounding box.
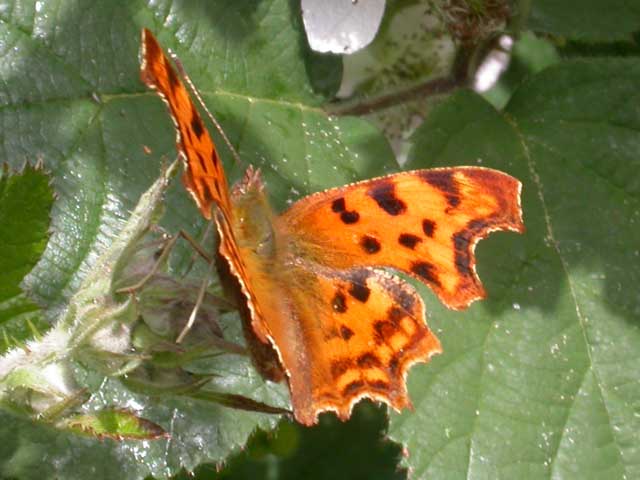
[233,257,442,425]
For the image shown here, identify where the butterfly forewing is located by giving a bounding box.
[140,28,232,221]
[140,29,265,379]
[279,167,524,310]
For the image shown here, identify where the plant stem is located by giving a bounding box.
[327,48,472,116]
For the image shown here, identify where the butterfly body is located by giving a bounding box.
[140,29,524,425]
[230,168,278,260]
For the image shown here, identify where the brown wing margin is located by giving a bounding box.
[139,28,232,220]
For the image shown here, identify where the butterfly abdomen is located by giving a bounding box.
[215,247,286,382]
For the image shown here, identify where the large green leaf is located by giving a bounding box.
[183,403,405,480]
[392,60,640,479]
[0,0,397,478]
[0,164,52,350]
[526,0,640,42]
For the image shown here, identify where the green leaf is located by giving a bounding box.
[185,403,405,480]
[526,0,640,42]
[394,59,640,479]
[481,31,560,109]
[0,162,176,425]
[0,163,52,351]
[0,1,397,478]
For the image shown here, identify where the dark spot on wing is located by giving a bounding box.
[411,261,441,287]
[368,181,407,216]
[398,233,422,249]
[191,113,204,138]
[340,325,354,340]
[453,219,490,276]
[167,65,180,87]
[453,232,471,275]
[331,197,360,224]
[421,170,460,207]
[374,320,395,345]
[341,211,360,224]
[196,176,214,205]
[195,152,207,170]
[370,380,389,391]
[389,357,399,375]
[388,306,405,325]
[357,353,382,368]
[343,380,365,396]
[332,291,347,313]
[422,219,436,237]
[467,219,490,234]
[332,198,346,213]
[348,282,370,303]
[453,231,470,253]
[361,235,381,254]
[331,359,352,379]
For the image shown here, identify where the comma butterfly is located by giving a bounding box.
[140,29,524,425]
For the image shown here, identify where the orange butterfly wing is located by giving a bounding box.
[279,168,524,309]
[241,168,524,424]
[139,29,269,372]
[139,28,231,220]
[230,167,522,425]
[235,256,442,424]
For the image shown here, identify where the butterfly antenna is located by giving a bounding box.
[169,49,244,169]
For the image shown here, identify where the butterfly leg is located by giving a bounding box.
[115,229,214,294]
[112,226,242,348]
[166,228,246,345]
[168,225,234,344]
[115,231,180,294]
[179,223,215,277]
[176,257,216,344]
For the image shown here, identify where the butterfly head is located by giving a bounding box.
[231,165,265,196]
